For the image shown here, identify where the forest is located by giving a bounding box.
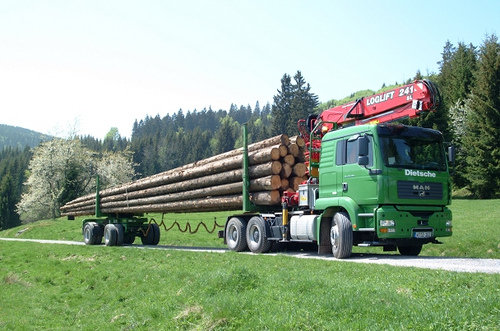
[0,34,498,229]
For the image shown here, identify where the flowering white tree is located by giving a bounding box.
[17,139,135,221]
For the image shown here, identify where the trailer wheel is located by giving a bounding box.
[104,224,118,246]
[83,222,101,245]
[123,233,135,245]
[246,216,272,253]
[141,223,160,245]
[114,224,125,246]
[398,244,422,256]
[330,212,353,259]
[226,217,247,251]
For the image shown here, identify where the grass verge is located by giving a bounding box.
[0,241,499,330]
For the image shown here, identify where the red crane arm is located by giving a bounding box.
[299,80,440,138]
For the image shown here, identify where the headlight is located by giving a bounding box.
[446,220,452,227]
[380,220,395,227]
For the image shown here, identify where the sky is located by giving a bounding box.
[0,0,498,139]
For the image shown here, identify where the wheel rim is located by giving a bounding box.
[228,224,238,245]
[249,224,260,245]
[84,227,91,242]
[330,224,339,249]
[104,227,110,243]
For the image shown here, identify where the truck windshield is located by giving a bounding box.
[378,126,447,171]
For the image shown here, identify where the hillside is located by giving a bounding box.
[0,124,52,150]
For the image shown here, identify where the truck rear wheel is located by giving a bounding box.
[226,217,247,251]
[398,244,422,256]
[246,216,272,253]
[331,212,353,259]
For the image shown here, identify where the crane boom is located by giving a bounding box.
[299,80,440,142]
[298,79,441,178]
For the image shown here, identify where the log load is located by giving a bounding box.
[61,134,308,216]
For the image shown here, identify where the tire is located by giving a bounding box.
[83,222,101,245]
[123,233,135,245]
[225,217,248,252]
[141,223,160,245]
[330,212,353,259]
[246,216,272,253]
[104,224,118,246]
[95,224,103,244]
[114,224,124,246]
[398,244,423,256]
[151,223,160,245]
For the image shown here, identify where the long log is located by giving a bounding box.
[292,163,307,177]
[97,176,281,209]
[97,191,280,214]
[145,134,289,178]
[66,135,290,206]
[290,136,305,148]
[280,163,292,179]
[281,178,289,190]
[288,144,300,157]
[283,154,296,166]
[62,152,283,209]
[290,176,308,191]
[278,145,288,157]
[101,195,243,214]
[61,163,282,211]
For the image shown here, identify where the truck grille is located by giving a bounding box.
[397,181,443,200]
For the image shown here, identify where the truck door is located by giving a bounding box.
[341,135,378,205]
[318,138,341,199]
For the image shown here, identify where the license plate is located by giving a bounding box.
[413,231,433,239]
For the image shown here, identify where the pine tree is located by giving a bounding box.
[450,43,477,102]
[0,173,20,230]
[408,72,450,140]
[437,40,456,107]
[272,74,293,135]
[463,34,500,198]
[288,71,319,135]
[272,71,318,136]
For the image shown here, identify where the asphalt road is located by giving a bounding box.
[1,237,499,274]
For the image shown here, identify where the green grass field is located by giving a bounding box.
[0,200,499,329]
[1,199,499,258]
[1,241,499,330]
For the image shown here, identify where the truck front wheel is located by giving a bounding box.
[398,244,422,256]
[331,212,353,259]
[226,217,248,252]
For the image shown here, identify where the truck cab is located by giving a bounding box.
[314,123,453,257]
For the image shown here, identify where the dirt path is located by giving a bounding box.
[2,237,499,274]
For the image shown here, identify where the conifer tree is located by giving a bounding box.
[463,34,500,198]
[288,71,319,135]
[272,74,293,135]
[272,71,318,136]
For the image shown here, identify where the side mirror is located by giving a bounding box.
[358,136,369,156]
[448,145,455,164]
[358,156,369,166]
[358,136,369,166]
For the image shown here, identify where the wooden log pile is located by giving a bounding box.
[60,134,307,216]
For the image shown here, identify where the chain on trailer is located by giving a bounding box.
[139,213,225,236]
